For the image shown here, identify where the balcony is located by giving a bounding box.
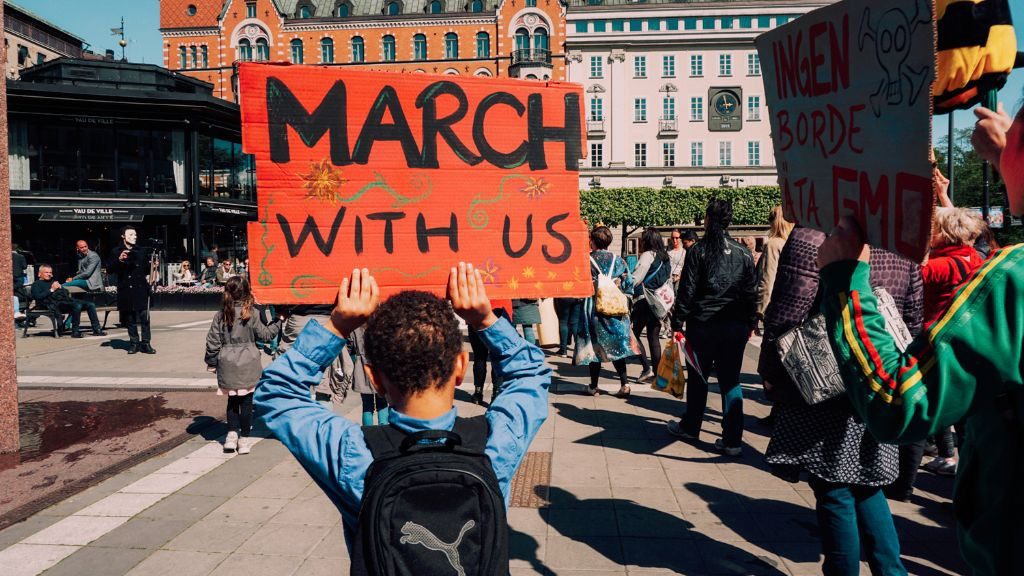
[511,48,552,67]
[587,119,605,137]
[658,116,678,137]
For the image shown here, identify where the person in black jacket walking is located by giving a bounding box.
[107,226,154,354]
[667,199,757,456]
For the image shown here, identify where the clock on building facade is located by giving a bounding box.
[708,87,743,132]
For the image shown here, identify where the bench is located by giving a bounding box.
[21,287,117,338]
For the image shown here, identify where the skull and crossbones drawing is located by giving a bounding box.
[859,0,931,117]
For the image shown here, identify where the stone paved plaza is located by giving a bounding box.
[1,314,965,575]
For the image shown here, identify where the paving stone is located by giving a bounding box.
[236,473,311,500]
[0,543,79,576]
[0,514,62,548]
[614,507,692,539]
[510,529,547,572]
[268,497,342,526]
[695,539,786,576]
[120,473,203,495]
[607,466,669,488]
[679,511,763,543]
[547,508,618,537]
[176,470,262,498]
[156,457,230,477]
[619,537,704,573]
[89,518,192,550]
[163,519,262,554]
[207,552,303,576]
[136,494,228,523]
[298,555,350,576]
[309,525,347,559]
[22,515,129,546]
[544,485,614,509]
[609,486,680,512]
[74,492,167,518]
[236,522,331,557]
[204,497,289,525]
[124,550,227,576]
[42,545,151,576]
[543,534,623,571]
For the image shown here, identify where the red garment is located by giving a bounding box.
[922,244,984,327]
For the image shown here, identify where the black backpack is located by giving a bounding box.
[351,415,509,576]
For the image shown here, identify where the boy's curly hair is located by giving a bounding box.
[364,291,463,393]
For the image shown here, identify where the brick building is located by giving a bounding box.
[3,0,85,79]
[159,0,567,102]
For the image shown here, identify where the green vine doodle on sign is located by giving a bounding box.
[337,172,432,208]
[290,275,334,299]
[468,174,534,230]
[258,198,275,287]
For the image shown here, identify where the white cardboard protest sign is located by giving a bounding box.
[755,0,936,261]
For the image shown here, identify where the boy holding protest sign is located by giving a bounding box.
[254,263,549,575]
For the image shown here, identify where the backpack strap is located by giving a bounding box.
[361,415,491,460]
[361,424,407,460]
[452,415,490,453]
[589,255,603,277]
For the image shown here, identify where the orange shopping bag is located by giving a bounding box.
[651,336,686,399]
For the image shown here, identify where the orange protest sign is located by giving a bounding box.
[239,64,593,303]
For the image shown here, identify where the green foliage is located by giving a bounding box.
[579,186,781,228]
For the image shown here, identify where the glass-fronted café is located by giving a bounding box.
[7,58,256,281]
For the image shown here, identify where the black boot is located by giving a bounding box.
[128,342,139,354]
[141,343,156,354]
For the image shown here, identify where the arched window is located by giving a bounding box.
[386,1,401,15]
[382,35,396,61]
[471,0,483,12]
[475,31,490,58]
[190,46,198,68]
[444,33,458,59]
[297,4,313,18]
[237,39,252,61]
[351,36,364,62]
[255,38,270,60]
[428,0,443,13]
[321,37,334,63]
[290,38,304,64]
[413,34,427,61]
[532,28,549,53]
[179,46,188,68]
[336,2,350,17]
[525,0,536,6]
[514,28,529,53]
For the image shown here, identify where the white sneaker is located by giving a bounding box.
[223,431,238,452]
[237,437,251,455]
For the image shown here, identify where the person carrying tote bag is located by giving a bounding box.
[631,228,673,383]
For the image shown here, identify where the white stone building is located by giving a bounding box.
[565,0,829,191]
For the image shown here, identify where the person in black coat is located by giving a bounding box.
[106,225,154,354]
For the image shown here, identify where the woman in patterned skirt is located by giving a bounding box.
[759,226,923,576]
[573,225,639,397]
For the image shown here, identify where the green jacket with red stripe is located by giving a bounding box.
[821,245,1024,576]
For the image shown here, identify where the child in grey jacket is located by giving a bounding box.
[205,276,280,454]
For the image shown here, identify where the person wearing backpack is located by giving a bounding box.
[205,276,281,454]
[255,263,550,575]
[573,225,640,397]
[630,228,673,384]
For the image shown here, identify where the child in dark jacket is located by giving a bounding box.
[206,276,280,454]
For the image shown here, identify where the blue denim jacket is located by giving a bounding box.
[253,317,550,542]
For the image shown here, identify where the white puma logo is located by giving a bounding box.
[399,519,476,576]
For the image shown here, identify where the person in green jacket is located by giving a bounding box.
[815,101,1023,575]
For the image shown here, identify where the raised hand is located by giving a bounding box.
[447,262,497,330]
[327,268,380,339]
[972,103,1012,167]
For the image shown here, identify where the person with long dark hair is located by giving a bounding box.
[667,199,757,456]
[631,228,672,383]
[206,276,281,454]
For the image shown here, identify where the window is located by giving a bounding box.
[36,53,45,65]
[336,2,350,17]
[237,40,251,61]
[612,20,624,32]
[647,19,660,31]
[747,96,760,121]
[475,32,490,58]
[666,18,678,31]
[590,97,603,121]
[747,53,760,76]
[526,0,537,6]
[662,97,675,120]
[590,55,603,78]
[690,97,703,121]
[633,56,646,78]
[663,142,676,167]
[429,0,443,12]
[445,33,458,59]
[690,54,702,76]
[629,19,642,32]
[590,143,603,168]
[683,17,697,30]
[739,16,752,29]
[702,17,715,30]
[720,17,733,29]
[298,4,313,18]
[635,143,647,167]
[321,37,334,63]
[247,2,257,18]
[533,28,549,53]
[593,20,606,32]
[691,142,703,167]
[720,141,732,166]
[200,45,208,67]
[471,0,484,12]
[382,35,396,61]
[190,46,198,68]
[634,98,647,122]
[515,28,530,52]
[777,16,791,25]
[414,34,427,60]
[352,36,364,62]
[256,38,270,60]
[187,4,197,16]
[758,16,771,28]
[179,46,187,68]
[748,141,761,166]
[719,54,732,76]
[575,21,588,34]
[386,2,401,15]
[290,39,304,64]
[662,55,675,77]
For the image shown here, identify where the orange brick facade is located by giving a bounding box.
[160,0,566,102]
